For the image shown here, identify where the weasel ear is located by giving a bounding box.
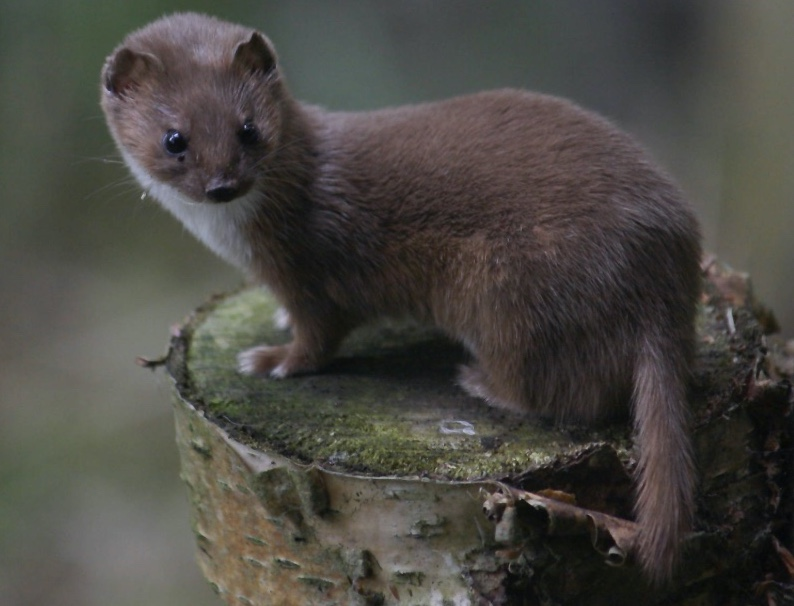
[234,32,277,76]
[103,48,160,97]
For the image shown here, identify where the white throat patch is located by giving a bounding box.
[121,151,258,270]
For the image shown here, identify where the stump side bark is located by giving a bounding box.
[175,396,496,605]
[165,263,794,605]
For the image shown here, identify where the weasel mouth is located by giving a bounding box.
[205,177,253,203]
[206,185,240,203]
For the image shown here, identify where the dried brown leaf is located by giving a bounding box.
[772,537,794,579]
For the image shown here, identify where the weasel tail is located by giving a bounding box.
[632,329,696,584]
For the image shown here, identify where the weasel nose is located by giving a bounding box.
[206,184,239,203]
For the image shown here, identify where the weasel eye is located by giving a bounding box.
[163,129,188,155]
[238,121,260,146]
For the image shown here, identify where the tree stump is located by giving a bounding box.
[160,260,793,605]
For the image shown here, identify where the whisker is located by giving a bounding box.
[84,176,141,202]
[72,155,127,168]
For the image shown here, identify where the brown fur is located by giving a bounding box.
[101,13,701,584]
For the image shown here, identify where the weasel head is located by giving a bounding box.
[101,13,286,206]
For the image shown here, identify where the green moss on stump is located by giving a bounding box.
[178,288,628,481]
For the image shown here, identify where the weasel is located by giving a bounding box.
[101,12,700,584]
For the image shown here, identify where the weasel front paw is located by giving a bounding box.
[237,343,321,378]
[273,307,292,331]
[237,344,291,378]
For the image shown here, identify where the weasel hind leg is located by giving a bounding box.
[457,363,524,412]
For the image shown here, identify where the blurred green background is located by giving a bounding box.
[1,1,792,605]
